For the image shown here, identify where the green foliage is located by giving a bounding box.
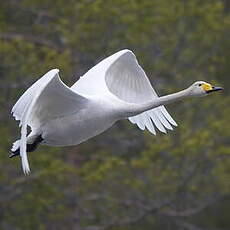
[0,0,229,229]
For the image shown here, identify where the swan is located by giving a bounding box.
[10,49,223,174]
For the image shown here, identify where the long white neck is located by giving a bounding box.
[126,88,191,117]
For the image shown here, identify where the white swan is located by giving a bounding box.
[10,49,223,174]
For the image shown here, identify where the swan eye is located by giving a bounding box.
[198,83,202,86]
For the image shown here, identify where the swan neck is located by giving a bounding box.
[154,88,190,107]
[127,88,191,116]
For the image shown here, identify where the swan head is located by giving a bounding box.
[188,81,223,97]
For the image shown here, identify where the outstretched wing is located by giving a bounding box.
[72,49,177,135]
[12,69,89,174]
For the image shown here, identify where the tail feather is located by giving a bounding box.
[11,140,20,152]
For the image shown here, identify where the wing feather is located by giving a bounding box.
[12,69,89,174]
[149,111,167,133]
[145,115,156,135]
[105,50,177,134]
[154,108,173,130]
[71,49,177,134]
[160,106,178,126]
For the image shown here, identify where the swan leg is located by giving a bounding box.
[9,135,43,158]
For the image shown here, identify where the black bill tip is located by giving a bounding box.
[207,86,223,94]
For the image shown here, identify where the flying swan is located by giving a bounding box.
[10,49,223,174]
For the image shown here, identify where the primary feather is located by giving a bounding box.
[72,49,177,134]
[12,49,177,174]
[12,69,89,173]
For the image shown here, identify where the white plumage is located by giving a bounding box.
[12,49,222,174]
[72,50,177,134]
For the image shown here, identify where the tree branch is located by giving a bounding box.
[161,196,221,217]
[0,32,64,52]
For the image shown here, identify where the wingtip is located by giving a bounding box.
[121,48,132,52]
[22,158,31,175]
[119,49,134,56]
[49,68,60,75]
[172,120,178,127]
[168,117,178,127]
[167,126,174,131]
[150,130,157,135]
[23,168,30,175]
[20,138,31,175]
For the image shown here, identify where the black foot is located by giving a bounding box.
[9,151,19,158]
[9,135,43,158]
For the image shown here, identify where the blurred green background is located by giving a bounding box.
[0,0,229,229]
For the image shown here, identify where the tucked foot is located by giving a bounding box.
[9,135,44,158]
[9,150,20,158]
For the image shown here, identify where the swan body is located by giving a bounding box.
[40,94,123,147]
[11,49,222,174]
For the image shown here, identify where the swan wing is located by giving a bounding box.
[71,50,131,96]
[12,69,89,174]
[72,49,177,135]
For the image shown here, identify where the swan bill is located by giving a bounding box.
[206,86,223,94]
